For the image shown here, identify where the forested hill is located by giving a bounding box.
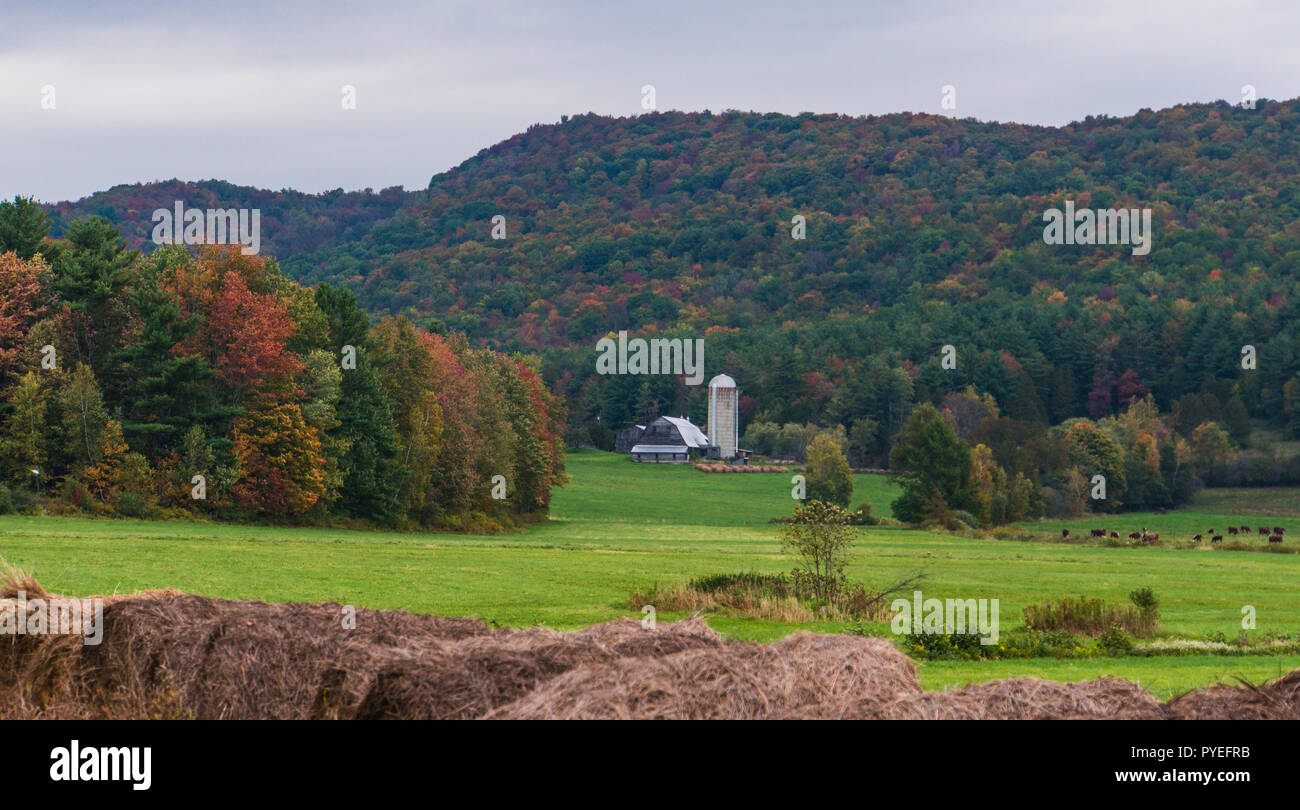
[46,100,1300,451]
[45,179,418,259]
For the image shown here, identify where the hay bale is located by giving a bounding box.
[10,579,1300,722]
[868,677,1163,720]
[1,590,487,719]
[320,616,724,719]
[486,631,920,720]
[1165,671,1300,720]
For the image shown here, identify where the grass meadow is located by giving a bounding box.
[2,448,1299,699]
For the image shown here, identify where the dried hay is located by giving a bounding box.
[867,677,1163,720]
[316,616,724,719]
[6,575,1300,720]
[1,589,487,719]
[486,631,921,719]
[1164,670,1300,720]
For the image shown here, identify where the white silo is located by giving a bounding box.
[708,374,738,459]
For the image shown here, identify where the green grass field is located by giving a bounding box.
[2,449,1298,699]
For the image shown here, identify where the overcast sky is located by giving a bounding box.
[2,0,1297,202]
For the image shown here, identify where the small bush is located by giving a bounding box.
[847,501,878,526]
[900,630,988,660]
[633,567,894,622]
[872,626,1091,661]
[1023,595,1158,638]
[949,509,979,531]
[1129,586,1159,613]
[114,491,150,519]
[779,500,855,600]
[690,572,793,596]
[1098,625,1134,656]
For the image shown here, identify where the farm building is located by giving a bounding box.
[628,416,711,462]
[707,374,739,459]
[615,425,645,454]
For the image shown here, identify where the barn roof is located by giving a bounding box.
[631,444,688,454]
[661,416,710,447]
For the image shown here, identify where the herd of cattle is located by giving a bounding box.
[1061,526,1287,545]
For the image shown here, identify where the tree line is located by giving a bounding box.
[0,198,566,529]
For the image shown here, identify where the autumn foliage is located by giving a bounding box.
[0,224,565,530]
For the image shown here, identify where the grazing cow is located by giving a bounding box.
[1193,534,1202,543]
[1228,526,1239,535]
[1110,531,1119,539]
[1090,528,1105,537]
[1276,527,1286,535]
[1260,527,1270,535]
[1212,535,1223,543]
[1269,534,1283,544]
[1240,526,1251,533]
[1062,529,1070,538]
[1128,532,1141,540]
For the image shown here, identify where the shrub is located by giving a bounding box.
[1098,625,1134,655]
[779,500,856,599]
[847,501,878,526]
[0,484,11,515]
[999,627,1089,659]
[634,567,896,622]
[1023,595,1158,638]
[951,509,980,530]
[1129,586,1159,613]
[804,435,853,507]
[874,626,1092,661]
[114,491,150,519]
[900,629,988,660]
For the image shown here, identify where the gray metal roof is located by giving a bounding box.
[631,444,688,454]
[660,416,710,447]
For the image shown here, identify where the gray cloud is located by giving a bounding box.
[2,0,1297,201]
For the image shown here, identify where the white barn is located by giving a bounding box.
[629,416,711,463]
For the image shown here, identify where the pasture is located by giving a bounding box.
[2,449,1299,699]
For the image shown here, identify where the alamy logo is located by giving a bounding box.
[1042,200,1151,256]
[50,740,151,791]
[1,591,103,645]
[152,201,261,255]
[891,590,1000,645]
[595,330,705,385]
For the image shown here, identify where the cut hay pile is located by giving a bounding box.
[1164,671,1300,719]
[0,589,487,719]
[486,632,921,719]
[315,617,725,720]
[5,575,1300,720]
[867,677,1164,720]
